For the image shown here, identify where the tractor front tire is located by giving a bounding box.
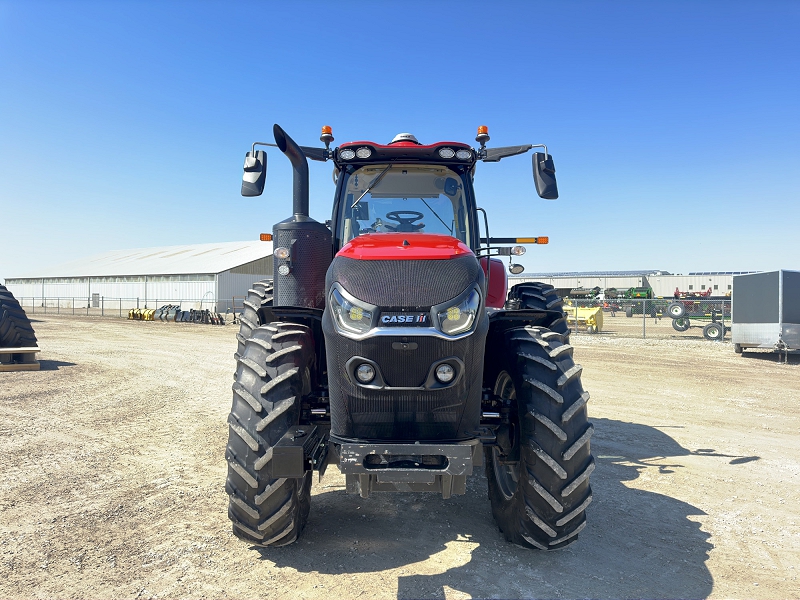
[0,285,37,348]
[506,282,570,341]
[226,322,314,546]
[236,280,274,361]
[486,326,593,550]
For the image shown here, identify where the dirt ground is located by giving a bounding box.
[1,315,798,599]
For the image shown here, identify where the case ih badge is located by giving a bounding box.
[227,124,594,550]
[380,312,428,325]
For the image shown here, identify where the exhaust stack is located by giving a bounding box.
[273,124,309,218]
[270,124,332,309]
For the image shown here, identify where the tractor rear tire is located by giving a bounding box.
[486,326,593,550]
[225,322,314,546]
[0,285,37,348]
[236,280,274,361]
[506,282,570,341]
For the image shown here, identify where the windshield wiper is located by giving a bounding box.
[351,165,392,209]
[419,198,453,234]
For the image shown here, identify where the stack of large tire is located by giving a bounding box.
[0,285,37,348]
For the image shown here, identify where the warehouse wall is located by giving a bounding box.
[648,275,732,297]
[214,257,273,311]
[4,275,216,308]
[509,275,649,291]
[216,272,272,311]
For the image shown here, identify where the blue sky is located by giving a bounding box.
[1,1,798,279]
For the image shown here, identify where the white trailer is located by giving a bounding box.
[732,270,800,358]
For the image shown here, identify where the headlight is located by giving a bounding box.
[436,289,481,336]
[330,288,373,334]
[339,149,356,160]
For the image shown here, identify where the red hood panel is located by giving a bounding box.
[337,233,474,261]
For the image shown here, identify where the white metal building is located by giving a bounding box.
[3,241,274,311]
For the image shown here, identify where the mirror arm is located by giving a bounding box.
[479,143,549,162]
[300,146,335,162]
[530,143,548,159]
[251,141,278,154]
[251,141,333,163]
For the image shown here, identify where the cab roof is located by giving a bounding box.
[335,140,476,168]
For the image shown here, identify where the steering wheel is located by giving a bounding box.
[384,210,425,232]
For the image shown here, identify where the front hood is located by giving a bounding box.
[337,233,473,261]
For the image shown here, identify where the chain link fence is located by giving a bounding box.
[14,294,733,341]
[14,296,242,319]
[562,297,731,340]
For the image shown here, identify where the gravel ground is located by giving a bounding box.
[1,315,798,599]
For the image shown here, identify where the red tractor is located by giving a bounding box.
[226,125,593,550]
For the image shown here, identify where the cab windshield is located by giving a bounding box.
[337,164,471,245]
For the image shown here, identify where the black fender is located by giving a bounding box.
[484,308,565,387]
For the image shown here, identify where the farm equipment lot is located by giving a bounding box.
[1,316,798,599]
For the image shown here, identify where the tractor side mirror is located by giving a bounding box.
[241,150,267,197]
[444,177,459,196]
[532,152,558,200]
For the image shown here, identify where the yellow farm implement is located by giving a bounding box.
[564,303,603,333]
[127,308,156,321]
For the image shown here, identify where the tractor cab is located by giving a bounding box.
[330,136,479,251]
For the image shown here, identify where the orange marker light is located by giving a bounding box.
[515,237,549,244]
[260,233,272,242]
[537,236,549,245]
[320,125,334,148]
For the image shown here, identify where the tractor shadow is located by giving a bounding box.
[255,418,746,599]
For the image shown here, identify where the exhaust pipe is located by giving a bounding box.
[273,124,309,218]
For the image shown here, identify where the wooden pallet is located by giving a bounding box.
[0,346,41,372]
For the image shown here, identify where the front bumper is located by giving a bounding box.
[338,439,482,498]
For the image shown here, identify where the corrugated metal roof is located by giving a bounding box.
[688,271,758,275]
[517,270,669,278]
[11,241,274,278]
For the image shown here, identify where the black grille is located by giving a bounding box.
[323,308,487,442]
[326,255,482,307]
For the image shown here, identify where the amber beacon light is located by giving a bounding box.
[320,125,334,149]
[475,125,490,147]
